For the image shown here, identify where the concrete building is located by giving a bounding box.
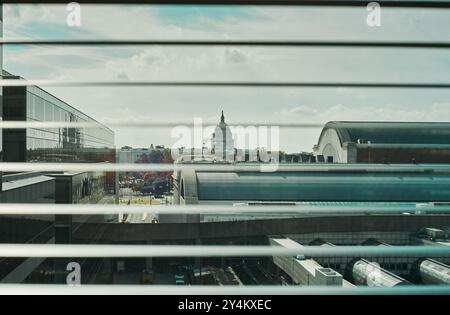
[270,237,353,287]
[1,172,54,204]
[314,121,450,163]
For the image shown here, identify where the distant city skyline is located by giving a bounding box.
[3,4,450,152]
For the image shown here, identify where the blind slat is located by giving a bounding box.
[0,244,449,258]
[0,284,449,295]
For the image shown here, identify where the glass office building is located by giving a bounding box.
[1,71,116,203]
[2,71,115,163]
[25,84,115,162]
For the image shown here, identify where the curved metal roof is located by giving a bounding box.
[195,171,450,202]
[318,121,450,146]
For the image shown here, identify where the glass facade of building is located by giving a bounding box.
[24,85,115,162]
[1,72,115,163]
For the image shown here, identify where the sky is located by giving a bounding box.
[3,4,450,152]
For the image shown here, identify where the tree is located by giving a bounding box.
[132,181,141,192]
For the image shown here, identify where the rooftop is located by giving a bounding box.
[319,121,450,146]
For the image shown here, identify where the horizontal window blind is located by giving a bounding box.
[1,0,450,294]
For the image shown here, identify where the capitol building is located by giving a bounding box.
[175,111,267,163]
[211,111,235,161]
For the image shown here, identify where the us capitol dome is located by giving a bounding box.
[211,111,235,161]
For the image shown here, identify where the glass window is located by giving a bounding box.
[45,102,53,121]
[36,98,44,121]
[27,95,34,119]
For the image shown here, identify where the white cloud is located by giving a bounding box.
[278,102,450,124]
[280,105,318,116]
[224,48,248,63]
